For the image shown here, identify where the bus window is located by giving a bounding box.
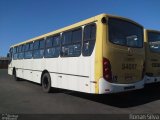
[148,32,160,52]
[108,18,143,48]
[24,42,33,59]
[18,45,22,53]
[40,40,45,49]
[45,35,60,58]
[13,46,18,60]
[62,31,72,45]
[53,35,60,46]
[82,24,96,56]
[18,45,24,59]
[72,29,82,56]
[61,28,82,57]
[46,37,53,48]
[34,41,39,50]
[33,39,44,58]
[22,45,25,52]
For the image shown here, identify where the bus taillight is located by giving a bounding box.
[103,57,112,82]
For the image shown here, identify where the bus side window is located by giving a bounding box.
[33,39,45,59]
[21,44,25,59]
[82,23,96,56]
[13,47,18,60]
[71,28,82,56]
[45,35,60,58]
[61,28,82,57]
[18,45,24,59]
[24,42,33,59]
[61,31,72,57]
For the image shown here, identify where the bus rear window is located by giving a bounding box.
[148,32,160,52]
[108,18,143,48]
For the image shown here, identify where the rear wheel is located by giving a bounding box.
[42,73,52,93]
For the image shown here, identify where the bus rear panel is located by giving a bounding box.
[97,16,145,94]
[144,30,160,84]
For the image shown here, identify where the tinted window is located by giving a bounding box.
[45,35,60,58]
[84,26,90,40]
[33,49,44,58]
[108,18,143,48]
[33,40,44,58]
[18,45,24,59]
[45,47,60,58]
[22,45,25,52]
[72,29,82,43]
[25,44,30,51]
[62,32,72,45]
[148,32,160,52]
[18,52,24,59]
[13,47,17,54]
[13,47,18,60]
[82,24,96,56]
[53,35,60,46]
[34,41,39,50]
[25,51,32,59]
[18,46,22,52]
[30,43,33,50]
[61,28,82,57]
[40,40,45,49]
[46,37,53,48]
[24,43,33,59]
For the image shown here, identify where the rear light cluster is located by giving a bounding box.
[103,57,112,82]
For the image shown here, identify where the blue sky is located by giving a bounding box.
[0,0,160,56]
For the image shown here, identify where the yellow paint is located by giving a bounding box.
[11,16,97,47]
[11,13,142,48]
[94,14,104,93]
[94,14,145,93]
[144,29,160,77]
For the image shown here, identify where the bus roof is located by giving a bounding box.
[11,13,143,47]
[145,29,160,33]
[144,29,160,42]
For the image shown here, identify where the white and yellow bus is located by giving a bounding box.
[8,14,145,94]
[144,29,160,84]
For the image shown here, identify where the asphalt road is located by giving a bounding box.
[0,69,160,114]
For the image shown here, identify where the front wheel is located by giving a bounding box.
[13,70,19,81]
[42,73,52,93]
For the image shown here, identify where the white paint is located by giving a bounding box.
[144,76,160,84]
[98,78,145,94]
[8,47,96,93]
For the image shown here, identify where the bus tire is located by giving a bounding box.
[42,73,52,93]
[13,69,19,81]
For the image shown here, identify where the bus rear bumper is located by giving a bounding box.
[98,78,144,94]
[145,76,160,84]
